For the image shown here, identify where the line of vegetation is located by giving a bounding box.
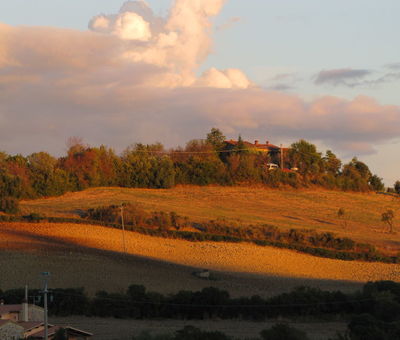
[0,203,398,263]
[1,129,398,214]
[131,324,311,340]
[2,281,400,340]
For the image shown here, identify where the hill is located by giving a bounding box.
[20,186,400,253]
[0,221,396,297]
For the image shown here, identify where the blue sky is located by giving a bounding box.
[0,0,399,184]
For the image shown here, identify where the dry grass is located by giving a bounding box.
[20,186,400,252]
[0,222,398,295]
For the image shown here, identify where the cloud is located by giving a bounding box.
[0,0,399,158]
[267,72,300,91]
[216,17,241,31]
[315,68,372,87]
[385,62,400,70]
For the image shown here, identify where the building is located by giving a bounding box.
[0,319,24,340]
[0,302,44,322]
[27,325,92,340]
[224,139,287,166]
[0,301,92,340]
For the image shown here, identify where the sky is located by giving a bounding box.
[0,0,399,185]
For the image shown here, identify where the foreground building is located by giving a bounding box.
[0,301,92,340]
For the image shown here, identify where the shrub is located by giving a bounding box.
[23,213,44,222]
[260,323,310,340]
[0,197,19,214]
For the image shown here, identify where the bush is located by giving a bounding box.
[23,213,44,222]
[260,323,310,340]
[0,197,19,214]
[174,326,231,340]
[347,314,400,340]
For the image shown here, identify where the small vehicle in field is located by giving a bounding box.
[267,163,279,170]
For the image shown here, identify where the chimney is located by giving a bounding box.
[254,140,259,145]
[21,285,29,322]
[266,141,269,145]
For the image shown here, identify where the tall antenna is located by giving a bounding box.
[120,204,127,254]
[41,272,50,340]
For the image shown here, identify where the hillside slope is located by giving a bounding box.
[0,222,398,296]
[20,186,400,252]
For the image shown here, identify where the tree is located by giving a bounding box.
[382,209,395,233]
[0,197,19,214]
[337,208,347,228]
[323,150,342,175]
[27,152,58,196]
[369,175,385,192]
[53,328,68,340]
[288,140,322,179]
[341,158,372,191]
[260,323,310,340]
[395,181,400,195]
[206,128,226,151]
[343,157,372,181]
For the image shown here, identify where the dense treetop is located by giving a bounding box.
[0,129,389,201]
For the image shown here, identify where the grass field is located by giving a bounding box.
[51,316,347,340]
[20,186,400,252]
[0,221,398,297]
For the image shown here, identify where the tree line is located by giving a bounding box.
[2,281,400,339]
[0,129,394,211]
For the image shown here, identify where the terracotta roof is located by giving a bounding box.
[225,140,281,150]
[0,320,12,327]
[29,325,60,338]
[30,325,93,338]
[0,304,21,314]
[17,321,44,331]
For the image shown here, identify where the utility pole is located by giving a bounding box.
[120,205,127,254]
[41,272,50,340]
[23,285,28,322]
[280,144,284,170]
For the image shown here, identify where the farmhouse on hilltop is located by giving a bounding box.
[0,300,92,339]
[224,139,288,167]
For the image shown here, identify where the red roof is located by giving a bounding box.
[17,321,44,331]
[225,140,281,150]
[29,325,60,338]
[0,304,21,314]
[30,325,93,338]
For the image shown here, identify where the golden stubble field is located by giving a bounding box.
[0,221,398,297]
[20,186,400,252]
